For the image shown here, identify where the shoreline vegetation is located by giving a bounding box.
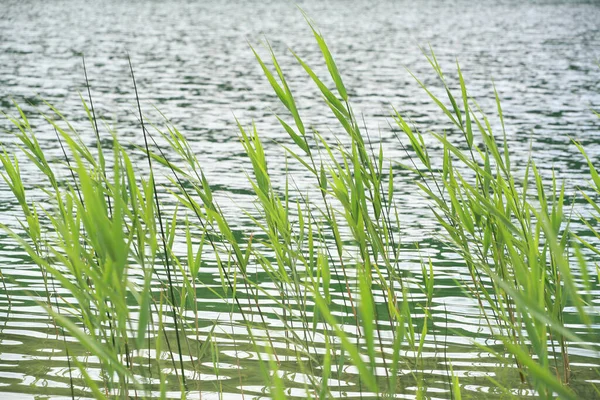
[1,16,599,399]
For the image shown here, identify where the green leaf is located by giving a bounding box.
[277,116,309,154]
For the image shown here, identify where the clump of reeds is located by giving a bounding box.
[0,13,598,400]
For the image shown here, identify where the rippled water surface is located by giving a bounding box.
[1,0,600,398]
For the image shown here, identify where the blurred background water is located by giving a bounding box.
[0,0,599,398]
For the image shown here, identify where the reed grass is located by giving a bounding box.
[0,15,598,400]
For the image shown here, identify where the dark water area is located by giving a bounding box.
[0,0,600,398]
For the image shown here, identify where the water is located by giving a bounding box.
[1,0,600,398]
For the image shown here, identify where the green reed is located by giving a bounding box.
[0,15,597,400]
[393,50,597,398]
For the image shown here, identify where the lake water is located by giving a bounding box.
[1,0,600,398]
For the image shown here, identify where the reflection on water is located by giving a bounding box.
[1,0,600,398]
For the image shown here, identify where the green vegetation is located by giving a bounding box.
[0,17,598,399]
